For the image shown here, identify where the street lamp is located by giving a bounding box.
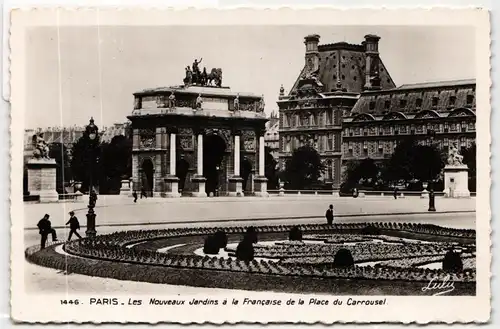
[427,129,436,212]
[85,117,99,237]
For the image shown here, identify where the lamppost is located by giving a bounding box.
[84,117,99,237]
[427,129,436,212]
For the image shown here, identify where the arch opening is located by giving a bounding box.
[141,158,154,197]
[203,134,227,196]
[241,157,253,193]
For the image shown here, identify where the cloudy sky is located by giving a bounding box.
[24,25,475,129]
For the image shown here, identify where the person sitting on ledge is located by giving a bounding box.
[37,214,57,249]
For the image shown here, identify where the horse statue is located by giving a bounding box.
[207,68,223,87]
[31,133,50,159]
[447,142,464,166]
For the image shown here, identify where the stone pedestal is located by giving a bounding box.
[191,175,207,197]
[119,179,131,196]
[228,176,244,197]
[278,182,285,196]
[27,159,59,203]
[443,165,470,198]
[164,175,181,198]
[253,176,269,197]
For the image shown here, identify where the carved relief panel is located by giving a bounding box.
[242,130,256,152]
[177,127,194,151]
[139,128,156,149]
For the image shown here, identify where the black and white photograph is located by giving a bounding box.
[10,8,490,323]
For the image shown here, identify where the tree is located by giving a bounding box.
[49,142,71,194]
[462,143,476,177]
[381,137,446,188]
[462,142,476,192]
[411,145,445,182]
[264,146,278,189]
[99,135,132,193]
[70,132,101,192]
[343,158,379,188]
[382,137,417,186]
[284,145,325,189]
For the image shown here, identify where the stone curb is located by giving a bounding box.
[24,210,475,231]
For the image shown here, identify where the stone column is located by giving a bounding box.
[259,135,265,176]
[130,154,139,197]
[153,127,164,197]
[164,129,180,197]
[254,128,269,197]
[191,129,207,197]
[228,131,244,196]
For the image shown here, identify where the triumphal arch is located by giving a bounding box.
[128,64,268,197]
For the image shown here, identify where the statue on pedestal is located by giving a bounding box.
[31,133,50,159]
[447,142,464,166]
[168,92,176,109]
[257,95,265,113]
[234,94,240,111]
[196,94,203,109]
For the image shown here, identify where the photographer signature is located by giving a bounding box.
[422,275,455,296]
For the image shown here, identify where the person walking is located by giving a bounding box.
[140,187,147,199]
[66,211,82,241]
[393,186,399,200]
[37,214,57,249]
[325,204,334,225]
[132,191,138,203]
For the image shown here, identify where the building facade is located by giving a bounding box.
[278,34,396,188]
[264,111,279,159]
[128,83,268,197]
[343,80,476,166]
[278,34,476,188]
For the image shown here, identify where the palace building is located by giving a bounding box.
[343,79,476,164]
[264,111,280,159]
[278,34,476,188]
[127,80,269,197]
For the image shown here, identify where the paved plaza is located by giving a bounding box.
[24,195,476,230]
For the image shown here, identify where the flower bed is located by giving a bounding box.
[25,222,477,295]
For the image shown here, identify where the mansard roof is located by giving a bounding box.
[289,41,396,95]
[350,78,476,116]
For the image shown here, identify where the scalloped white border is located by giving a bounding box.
[8,7,491,324]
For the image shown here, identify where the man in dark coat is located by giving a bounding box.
[132,191,138,203]
[325,204,334,225]
[37,214,57,249]
[393,187,399,200]
[66,211,82,241]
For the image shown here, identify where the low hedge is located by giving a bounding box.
[25,221,477,295]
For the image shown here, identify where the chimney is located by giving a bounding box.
[279,84,285,99]
[304,34,320,74]
[363,34,381,90]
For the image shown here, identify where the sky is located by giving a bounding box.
[24,25,475,129]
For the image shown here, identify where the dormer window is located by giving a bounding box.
[384,100,391,109]
[369,101,376,111]
[449,96,456,106]
[416,98,423,108]
[466,95,474,105]
[399,99,407,108]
